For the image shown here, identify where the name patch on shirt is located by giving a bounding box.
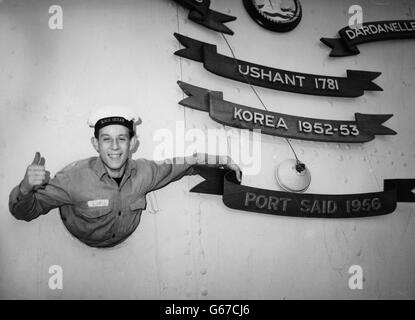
[87,199,109,207]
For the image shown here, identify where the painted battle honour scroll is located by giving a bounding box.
[172,0,236,35]
[191,167,415,218]
[321,20,415,57]
[178,81,396,143]
[174,33,383,98]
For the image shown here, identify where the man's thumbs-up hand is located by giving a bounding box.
[20,152,51,195]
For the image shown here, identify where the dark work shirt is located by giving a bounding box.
[9,156,197,248]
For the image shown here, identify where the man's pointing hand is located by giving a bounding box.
[191,153,242,182]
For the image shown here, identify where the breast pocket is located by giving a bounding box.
[75,203,112,219]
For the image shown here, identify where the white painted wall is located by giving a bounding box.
[0,0,414,299]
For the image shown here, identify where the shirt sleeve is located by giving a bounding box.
[9,170,73,221]
[140,157,199,194]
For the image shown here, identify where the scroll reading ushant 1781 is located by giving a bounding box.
[174,33,383,98]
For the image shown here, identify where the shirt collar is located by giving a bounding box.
[93,156,136,180]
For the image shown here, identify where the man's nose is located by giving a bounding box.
[111,139,120,150]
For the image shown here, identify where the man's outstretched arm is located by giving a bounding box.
[9,152,72,221]
[141,152,241,194]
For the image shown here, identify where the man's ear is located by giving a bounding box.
[91,137,99,153]
[130,136,139,154]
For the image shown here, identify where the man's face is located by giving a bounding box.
[92,125,135,173]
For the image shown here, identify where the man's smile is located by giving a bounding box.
[108,154,122,159]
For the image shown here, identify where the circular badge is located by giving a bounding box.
[243,0,302,32]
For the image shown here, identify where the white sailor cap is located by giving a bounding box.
[87,105,141,137]
[87,105,140,127]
